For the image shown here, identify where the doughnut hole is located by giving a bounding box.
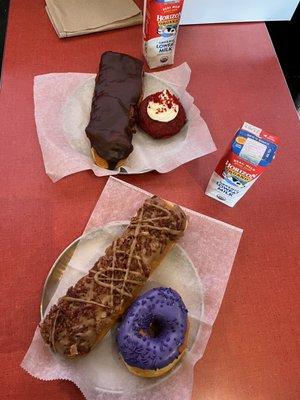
[139,317,165,338]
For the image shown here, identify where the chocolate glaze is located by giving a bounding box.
[85,51,143,170]
[117,287,188,370]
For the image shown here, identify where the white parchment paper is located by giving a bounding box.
[22,177,242,400]
[33,63,216,182]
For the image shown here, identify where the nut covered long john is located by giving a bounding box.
[40,196,187,357]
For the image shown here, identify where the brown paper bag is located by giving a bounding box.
[45,0,142,38]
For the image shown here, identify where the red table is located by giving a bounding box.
[1,1,299,399]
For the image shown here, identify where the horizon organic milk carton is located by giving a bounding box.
[205,122,279,207]
[143,0,185,69]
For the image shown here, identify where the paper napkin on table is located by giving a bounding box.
[45,0,142,38]
[33,63,216,182]
[21,177,243,400]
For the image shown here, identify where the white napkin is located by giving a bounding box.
[22,177,243,400]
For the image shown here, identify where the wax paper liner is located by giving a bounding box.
[33,63,216,182]
[21,177,243,400]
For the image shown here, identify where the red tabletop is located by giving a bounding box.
[1,1,299,399]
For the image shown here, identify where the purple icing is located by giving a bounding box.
[117,287,188,370]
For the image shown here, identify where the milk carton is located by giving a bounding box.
[205,122,279,207]
[143,0,185,69]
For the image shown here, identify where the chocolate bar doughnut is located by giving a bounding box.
[85,51,143,170]
[40,196,187,358]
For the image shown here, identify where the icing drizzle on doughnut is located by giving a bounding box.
[42,197,187,356]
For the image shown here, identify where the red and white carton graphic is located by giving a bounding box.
[143,0,185,69]
[205,122,280,207]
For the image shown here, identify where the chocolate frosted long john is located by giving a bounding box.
[85,51,143,170]
[40,196,187,357]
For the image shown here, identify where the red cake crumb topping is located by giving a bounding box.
[149,90,180,114]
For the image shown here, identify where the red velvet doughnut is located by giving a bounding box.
[138,91,186,139]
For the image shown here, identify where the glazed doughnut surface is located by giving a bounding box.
[117,287,188,372]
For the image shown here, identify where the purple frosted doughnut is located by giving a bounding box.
[117,287,188,371]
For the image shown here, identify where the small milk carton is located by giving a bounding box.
[143,0,185,69]
[205,122,279,207]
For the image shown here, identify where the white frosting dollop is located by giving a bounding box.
[147,90,179,122]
